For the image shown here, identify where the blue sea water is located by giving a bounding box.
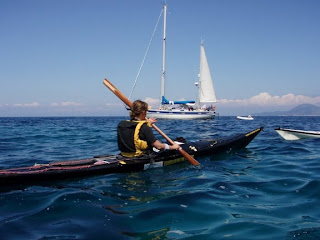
[0,116,320,240]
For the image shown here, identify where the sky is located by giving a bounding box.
[0,0,319,116]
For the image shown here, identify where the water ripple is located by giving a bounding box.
[0,116,320,239]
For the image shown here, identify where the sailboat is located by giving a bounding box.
[147,3,217,120]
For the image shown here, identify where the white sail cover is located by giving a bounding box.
[199,44,217,103]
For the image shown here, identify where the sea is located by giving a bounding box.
[0,116,319,240]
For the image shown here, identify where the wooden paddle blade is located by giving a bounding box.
[178,149,200,166]
[103,79,133,108]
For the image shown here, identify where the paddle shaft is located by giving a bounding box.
[103,78,200,166]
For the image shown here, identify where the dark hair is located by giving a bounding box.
[130,100,148,119]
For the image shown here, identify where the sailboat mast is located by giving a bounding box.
[160,3,167,107]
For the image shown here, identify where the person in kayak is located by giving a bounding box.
[117,100,180,157]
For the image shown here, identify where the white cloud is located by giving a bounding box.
[105,102,123,106]
[215,92,320,115]
[144,97,160,107]
[12,102,40,107]
[50,101,82,107]
[61,101,82,106]
[219,92,320,106]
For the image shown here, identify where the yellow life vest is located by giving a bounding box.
[121,120,152,157]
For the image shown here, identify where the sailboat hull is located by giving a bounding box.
[148,109,215,119]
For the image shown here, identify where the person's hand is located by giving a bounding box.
[146,117,157,125]
[171,142,181,150]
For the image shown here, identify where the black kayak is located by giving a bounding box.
[0,127,263,186]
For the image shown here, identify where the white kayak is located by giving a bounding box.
[275,127,320,140]
[237,115,254,120]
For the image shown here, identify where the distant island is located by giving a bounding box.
[255,104,320,116]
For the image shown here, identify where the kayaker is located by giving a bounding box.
[117,100,180,157]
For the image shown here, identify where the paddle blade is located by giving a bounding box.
[178,149,200,166]
[103,79,133,108]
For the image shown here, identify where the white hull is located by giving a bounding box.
[275,128,320,140]
[148,109,215,120]
[237,116,254,120]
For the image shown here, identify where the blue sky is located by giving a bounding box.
[0,0,319,116]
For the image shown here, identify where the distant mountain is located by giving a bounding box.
[255,104,320,116]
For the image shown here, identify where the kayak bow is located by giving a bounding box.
[275,127,320,140]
